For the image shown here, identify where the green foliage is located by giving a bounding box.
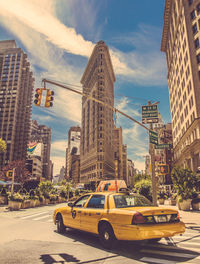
[8,192,23,202]
[49,194,57,201]
[133,173,151,185]
[38,181,54,198]
[0,187,8,196]
[171,167,198,200]
[0,138,6,153]
[134,179,152,201]
[157,190,167,199]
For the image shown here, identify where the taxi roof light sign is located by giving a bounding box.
[97,180,127,192]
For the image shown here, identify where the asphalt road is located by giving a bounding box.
[0,203,200,264]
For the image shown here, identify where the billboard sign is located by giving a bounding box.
[27,142,42,156]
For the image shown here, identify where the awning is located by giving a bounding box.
[0,180,9,185]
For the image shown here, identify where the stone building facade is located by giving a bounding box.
[161,0,200,172]
[0,40,34,167]
[80,41,115,183]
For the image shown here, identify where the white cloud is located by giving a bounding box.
[0,0,166,87]
[51,140,68,175]
[51,140,68,153]
[51,156,66,176]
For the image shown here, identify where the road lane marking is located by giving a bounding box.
[33,215,51,220]
[140,249,198,258]
[20,212,48,219]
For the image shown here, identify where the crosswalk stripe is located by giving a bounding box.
[149,242,200,251]
[140,249,198,258]
[140,257,176,264]
[33,215,51,221]
[20,211,48,219]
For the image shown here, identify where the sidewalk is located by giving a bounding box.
[161,204,200,227]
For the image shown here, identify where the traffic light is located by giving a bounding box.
[45,89,54,107]
[158,164,169,175]
[6,170,13,179]
[34,88,43,106]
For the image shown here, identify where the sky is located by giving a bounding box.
[0,0,169,176]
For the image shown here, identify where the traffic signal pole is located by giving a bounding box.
[148,101,157,206]
[42,79,150,131]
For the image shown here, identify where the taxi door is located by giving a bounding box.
[80,194,106,234]
[66,195,91,229]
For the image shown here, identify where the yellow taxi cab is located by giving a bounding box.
[53,181,185,248]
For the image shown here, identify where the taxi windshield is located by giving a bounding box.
[113,194,153,208]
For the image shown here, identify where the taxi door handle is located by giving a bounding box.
[78,210,81,213]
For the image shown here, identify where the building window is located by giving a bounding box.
[188,0,193,5]
[191,10,196,20]
[192,23,198,34]
[195,38,200,48]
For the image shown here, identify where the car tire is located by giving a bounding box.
[99,223,117,249]
[56,214,66,234]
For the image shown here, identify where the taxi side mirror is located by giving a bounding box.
[67,202,74,207]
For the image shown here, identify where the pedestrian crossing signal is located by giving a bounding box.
[158,164,169,175]
[45,89,54,107]
[34,88,43,106]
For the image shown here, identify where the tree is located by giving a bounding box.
[134,179,152,201]
[0,138,6,153]
[171,167,198,200]
[0,160,30,184]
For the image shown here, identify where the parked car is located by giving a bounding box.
[53,188,185,248]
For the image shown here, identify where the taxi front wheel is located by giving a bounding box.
[56,214,66,234]
[99,223,117,249]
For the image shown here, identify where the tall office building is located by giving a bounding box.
[161,0,200,171]
[0,40,34,168]
[80,41,115,183]
[30,120,51,179]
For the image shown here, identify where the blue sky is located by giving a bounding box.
[0,0,169,175]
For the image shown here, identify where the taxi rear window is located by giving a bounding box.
[113,194,152,208]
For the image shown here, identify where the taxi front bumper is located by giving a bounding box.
[113,221,185,241]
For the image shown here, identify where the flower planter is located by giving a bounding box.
[169,199,176,206]
[178,199,191,211]
[0,195,7,204]
[30,200,37,207]
[158,198,165,205]
[8,200,22,210]
[21,200,31,209]
[191,202,199,211]
[35,200,40,207]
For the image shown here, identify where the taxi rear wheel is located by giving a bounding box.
[99,223,117,249]
[56,214,66,233]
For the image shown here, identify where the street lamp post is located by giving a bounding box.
[11,168,15,195]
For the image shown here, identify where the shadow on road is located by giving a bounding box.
[49,228,200,264]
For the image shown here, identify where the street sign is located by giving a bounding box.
[149,130,158,145]
[142,118,159,124]
[142,105,158,124]
[155,144,172,149]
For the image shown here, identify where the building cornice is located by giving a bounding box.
[161,0,172,52]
